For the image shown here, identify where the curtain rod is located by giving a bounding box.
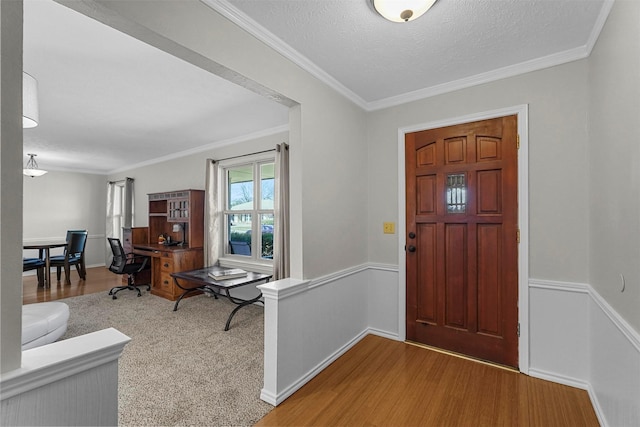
[108,177,134,184]
[211,144,288,163]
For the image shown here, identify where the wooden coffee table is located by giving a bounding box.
[171,266,272,330]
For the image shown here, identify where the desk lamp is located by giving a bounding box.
[172,223,186,246]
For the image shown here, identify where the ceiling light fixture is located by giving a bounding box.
[23,154,47,177]
[372,0,437,22]
[23,72,39,128]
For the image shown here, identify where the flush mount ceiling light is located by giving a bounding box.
[372,0,437,22]
[23,154,47,177]
[23,72,39,128]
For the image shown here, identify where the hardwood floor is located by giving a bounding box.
[24,269,599,426]
[22,266,119,305]
[256,335,599,427]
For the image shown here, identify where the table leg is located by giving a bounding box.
[223,289,263,331]
[172,277,205,311]
[44,248,51,288]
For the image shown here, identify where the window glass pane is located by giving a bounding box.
[227,213,252,256]
[260,163,275,210]
[261,214,274,259]
[446,173,466,213]
[227,165,254,210]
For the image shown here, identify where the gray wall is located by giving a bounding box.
[368,59,590,283]
[108,131,288,228]
[588,0,640,331]
[23,171,107,267]
[1,0,25,373]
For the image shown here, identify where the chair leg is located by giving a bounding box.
[56,266,62,281]
[36,267,45,287]
[75,263,86,280]
[64,263,71,285]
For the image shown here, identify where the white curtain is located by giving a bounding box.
[273,143,290,280]
[123,177,134,228]
[106,178,134,264]
[204,159,220,266]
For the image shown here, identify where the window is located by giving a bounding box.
[222,158,275,262]
[111,181,126,241]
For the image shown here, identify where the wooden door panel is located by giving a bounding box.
[477,224,502,336]
[417,175,437,215]
[477,136,501,161]
[417,142,437,167]
[406,115,519,368]
[444,224,467,329]
[416,223,437,324]
[477,170,502,214]
[445,137,467,164]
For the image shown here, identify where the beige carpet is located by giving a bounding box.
[59,289,273,426]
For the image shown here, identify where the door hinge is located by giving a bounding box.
[517,229,520,243]
[517,134,520,149]
[517,322,521,337]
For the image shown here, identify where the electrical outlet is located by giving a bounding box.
[383,222,395,234]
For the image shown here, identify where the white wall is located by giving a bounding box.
[23,171,107,268]
[588,0,640,333]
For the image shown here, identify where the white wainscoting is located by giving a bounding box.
[258,263,401,405]
[0,328,130,426]
[528,279,640,427]
[528,279,591,388]
[259,265,639,427]
[588,289,640,427]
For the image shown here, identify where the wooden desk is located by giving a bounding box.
[133,243,203,300]
[23,242,67,288]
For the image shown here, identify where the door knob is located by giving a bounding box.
[407,245,416,252]
[408,232,416,239]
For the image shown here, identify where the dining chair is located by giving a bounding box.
[23,257,46,287]
[50,231,88,285]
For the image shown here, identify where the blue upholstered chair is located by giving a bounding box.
[50,231,88,285]
[23,257,46,287]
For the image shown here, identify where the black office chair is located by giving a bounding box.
[50,231,88,285]
[107,237,150,299]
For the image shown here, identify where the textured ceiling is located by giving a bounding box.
[221,0,610,107]
[22,0,612,174]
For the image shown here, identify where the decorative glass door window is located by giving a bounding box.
[447,173,466,213]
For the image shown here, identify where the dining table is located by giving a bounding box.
[23,241,67,288]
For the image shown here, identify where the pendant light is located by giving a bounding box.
[372,0,437,22]
[23,72,39,128]
[23,154,47,177]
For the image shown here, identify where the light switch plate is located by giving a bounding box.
[383,222,395,234]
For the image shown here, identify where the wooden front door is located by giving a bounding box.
[405,115,519,368]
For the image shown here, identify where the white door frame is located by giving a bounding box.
[397,104,530,373]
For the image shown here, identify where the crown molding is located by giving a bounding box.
[203,0,614,113]
[201,0,369,109]
[367,45,592,111]
[108,124,289,175]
